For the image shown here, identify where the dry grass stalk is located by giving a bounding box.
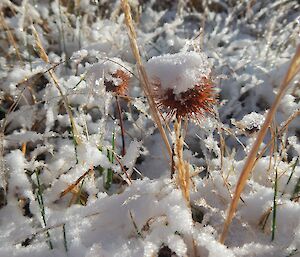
[267,123,276,173]
[174,118,190,204]
[255,108,300,165]
[31,25,81,145]
[220,45,300,244]
[113,153,132,184]
[21,142,27,155]
[0,11,23,64]
[0,131,6,206]
[60,168,92,198]
[0,88,26,199]
[68,185,88,207]
[120,0,172,159]
[217,124,226,173]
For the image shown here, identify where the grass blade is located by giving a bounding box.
[35,170,53,249]
[31,25,82,145]
[291,177,300,201]
[220,45,300,244]
[271,168,278,241]
[104,131,115,190]
[281,157,299,197]
[63,224,68,252]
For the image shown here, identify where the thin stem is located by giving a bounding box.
[113,153,132,184]
[121,0,172,159]
[220,45,300,244]
[104,132,115,190]
[63,224,68,252]
[271,168,278,241]
[171,146,175,178]
[58,0,68,65]
[281,157,298,197]
[60,169,91,198]
[116,96,126,156]
[35,170,53,249]
[174,117,190,204]
[76,179,85,205]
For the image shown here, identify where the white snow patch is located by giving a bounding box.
[146,51,211,94]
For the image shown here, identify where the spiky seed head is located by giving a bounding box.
[105,69,130,96]
[146,51,217,120]
[153,76,216,120]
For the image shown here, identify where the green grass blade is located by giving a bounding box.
[63,224,68,252]
[271,168,278,241]
[35,170,53,249]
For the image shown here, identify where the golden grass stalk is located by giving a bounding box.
[174,118,190,204]
[31,25,81,145]
[220,45,300,244]
[120,0,172,158]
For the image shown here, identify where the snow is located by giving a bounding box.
[0,0,300,257]
[122,140,142,175]
[76,141,111,169]
[85,58,131,90]
[146,51,211,94]
[239,112,265,131]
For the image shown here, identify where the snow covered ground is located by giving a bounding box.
[0,0,300,256]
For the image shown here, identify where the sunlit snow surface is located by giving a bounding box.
[146,51,211,94]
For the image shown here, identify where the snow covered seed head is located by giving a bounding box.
[86,58,131,96]
[105,69,130,96]
[146,51,216,120]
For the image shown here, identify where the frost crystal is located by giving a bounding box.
[240,112,265,131]
[146,51,211,94]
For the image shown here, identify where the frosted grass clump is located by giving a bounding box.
[146,51,211,95]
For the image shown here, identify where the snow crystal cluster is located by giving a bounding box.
[146,51,211,94]
[0,1,299,257]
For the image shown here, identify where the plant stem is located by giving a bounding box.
[116,96,126,156]
[35,170,53,249]
[58,0,68,66]
[76,179,85,205]
[104,132,115,190]
[63,224,68,252]
[281,157,298,197]
[174,117,190,204]
[272,168,278,241]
